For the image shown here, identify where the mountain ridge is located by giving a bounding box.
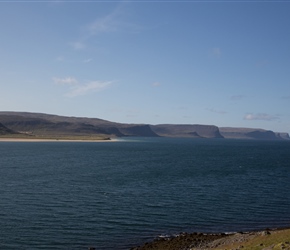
[0,122,18,135]
[0,111,288,140]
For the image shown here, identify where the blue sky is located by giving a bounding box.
[0,1,290,133]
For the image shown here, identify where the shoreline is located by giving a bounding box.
[0,138,119,142]
[131,227,290,250]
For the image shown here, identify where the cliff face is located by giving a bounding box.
[0,122,18,135]
[119,125,159,137]
[0,112,289,140]
[219,127,289,140]
[151,124,224,138]
[275,132,290,140]
[0,112,158,138]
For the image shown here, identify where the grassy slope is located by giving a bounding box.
[133,229,290,250]
[213,229,290,250]
[0,112,159,138]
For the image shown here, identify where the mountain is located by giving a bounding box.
[219,127,287,140]
[275,132,290,140]
[0,111,289,140]
[151,124,224,138]
[0,122,15,135]
[0,122,18,135]
[0,112,158,138]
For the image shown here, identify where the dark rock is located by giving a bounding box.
[0,122,18,135]
[151,124,224,138]
[220,127,289,140]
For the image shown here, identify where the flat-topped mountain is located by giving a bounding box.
[275,132,290,140]
[151,124,223,138]
[0,111,289,140]
[219,127,288,140]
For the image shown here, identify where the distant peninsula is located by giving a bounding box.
[0,111,289,141]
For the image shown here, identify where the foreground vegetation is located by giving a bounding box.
[212,228,290,250]
[132,228,290,250]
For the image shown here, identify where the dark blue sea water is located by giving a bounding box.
[0,138,290,249]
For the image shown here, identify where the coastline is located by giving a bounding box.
[0,137,119,142]
[131,227,290,250]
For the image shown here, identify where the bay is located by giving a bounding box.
[0,138,289,249]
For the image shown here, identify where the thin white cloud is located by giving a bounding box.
[207,108,227,115]
[70,12,117,51]
[210,47,222,58]
[56,56,65,62]
[53,77,112,97]
[83,58,93,63]
[244,113,279,121]
[88,4,141,35]
[88,11,118,35]
[152,82,161,87]
[70,41,86,50]
[230,95,245,101]
[71,4,141,51]
[65,81,112,97]
[255,60,269,68]
[213,48,221,57]
[53,77,78,85]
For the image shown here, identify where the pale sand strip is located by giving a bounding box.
[0,138,119,142]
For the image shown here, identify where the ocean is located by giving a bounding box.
[0,137,289,249]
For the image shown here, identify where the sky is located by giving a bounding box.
[0,0,290,133]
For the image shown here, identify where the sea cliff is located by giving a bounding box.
[0,111,289,140]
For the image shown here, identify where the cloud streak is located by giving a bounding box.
[83,58,93,63]
[66,81,112,97]
[207,108,227,115]
[244,113,279,121]
[53,77,112,97]
[152,82,161,87]
[70,41,86,50]
[71,4,141,51]
[53,77,78,85]
[209,47,222,58]
[230,95,245,101]
[88,10,119,35]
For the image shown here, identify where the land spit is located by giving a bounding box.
[0,137,118,142]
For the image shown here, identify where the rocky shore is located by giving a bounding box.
[131,228,290,250]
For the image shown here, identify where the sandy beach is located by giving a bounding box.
[0,138,118,142]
